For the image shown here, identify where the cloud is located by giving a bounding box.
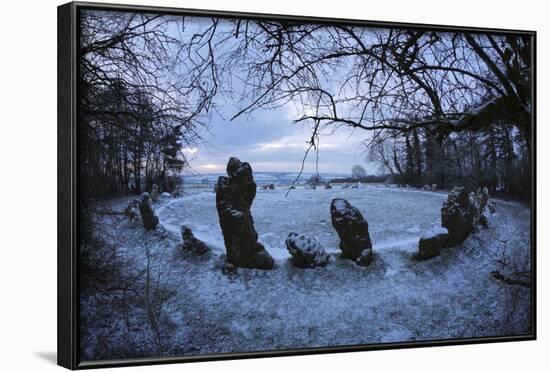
[195,163,225,172]
[256,141,303,151]
[180,147,198,155]
[188,101,378,175]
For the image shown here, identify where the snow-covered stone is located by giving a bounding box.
[285,232,330,268]
[138,192,159,230]
[356,247,374,266]
[324,182,332,189]
[330,198,373,266]
[417,227,449,259]
[215,157,274,270]
[441,187,478,247]
[431,184,438,191]
[180,225,209,255]
[474,187,499,228]
[172,185,183,198]
[469,191,481,215]
[479,206,491,228]
[124,199,140,221]
[262,183,275,190]
[476,187,496,215]
[151,184,160,203]
[476,187,489,210]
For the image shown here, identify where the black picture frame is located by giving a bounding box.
[58,1,537,369]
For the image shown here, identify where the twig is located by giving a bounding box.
[285,119,320,197]
[491,270,531,288]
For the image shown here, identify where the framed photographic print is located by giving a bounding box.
[58,1,536,369]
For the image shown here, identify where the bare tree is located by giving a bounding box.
[223,24,532,143]
[79,13,532,196]
[79,11,223,197]
[351,165,367,180]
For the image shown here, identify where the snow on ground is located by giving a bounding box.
[82,184,532,360]
[157,185,451,260]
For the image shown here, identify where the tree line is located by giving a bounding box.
[368,122,530,198]
[80,79,188,196]
[79,11,533,200]
[79,11,219,197]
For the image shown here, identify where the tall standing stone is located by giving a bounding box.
[139,192,159,230]
[215,157,274,270]
[330,198,373,266]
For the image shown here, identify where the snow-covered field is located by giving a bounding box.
[159,185,453,259]
[80,184,532,360]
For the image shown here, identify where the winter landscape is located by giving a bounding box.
[78,9,533,361]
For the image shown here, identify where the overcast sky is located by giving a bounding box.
[93,13,384,177]
[182,101,380,176]
[84,12,501,178]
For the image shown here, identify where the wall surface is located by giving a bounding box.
[0,0,546,370]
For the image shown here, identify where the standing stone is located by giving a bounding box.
[172,185,183,198]
[476,187,489,210]
[330,198,373,266]
[216,157,274,270]
[124,199,140,221]
[441,187,479,247]
[285,232,330,268]
[139,192,159,230]
[475,187,487,227]
[151,184,160,203]
[417,227,449,259]
[180,225,209,255]
[479,206,491,228]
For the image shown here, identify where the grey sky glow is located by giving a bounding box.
[183,103,379,175]
[158,16,382,176]
[82,11,504,178]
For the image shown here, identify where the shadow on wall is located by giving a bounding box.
[35,351,57,365]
